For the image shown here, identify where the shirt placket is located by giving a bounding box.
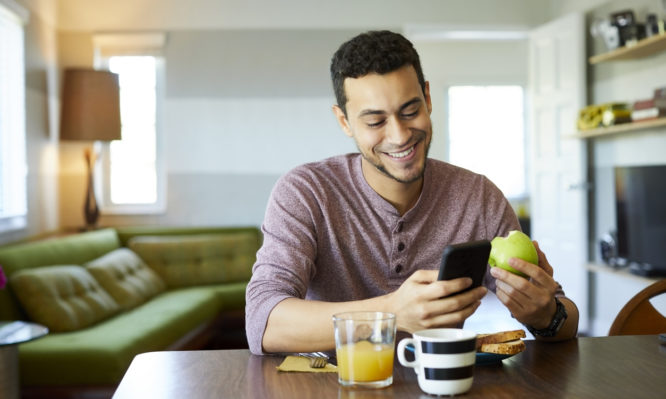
[390,219,408,281]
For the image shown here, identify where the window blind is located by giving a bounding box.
[0,2,27,231]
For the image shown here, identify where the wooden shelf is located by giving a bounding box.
[589,33,666,64]
[571,117,666,139]
[586,263,662,284]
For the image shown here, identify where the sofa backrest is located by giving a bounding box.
[115,226,262,248]
[0,228,122,320]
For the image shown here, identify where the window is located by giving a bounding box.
[93,34,166,214]
[447,85,526,199]
[0,1,28,232]
[107,56,158,205]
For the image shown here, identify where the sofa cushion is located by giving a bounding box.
[18,286,221,385]
[10,265,120,332]
[86,248,166,310]
[128,233,256,288]
[0,228,122,321]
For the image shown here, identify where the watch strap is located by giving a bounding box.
[527,297,568,337]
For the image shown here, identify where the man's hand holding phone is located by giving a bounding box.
[384,241,491,333]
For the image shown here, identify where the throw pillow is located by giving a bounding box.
[128,233,256,288]
[10,265,120,332]
[86,248,166,310]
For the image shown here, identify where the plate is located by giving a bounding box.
[475,352,512,365]
[404,344,513,365]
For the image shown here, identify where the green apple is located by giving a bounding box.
[488,230,538,278]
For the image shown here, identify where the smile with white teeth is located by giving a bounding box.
[387,146,414,159]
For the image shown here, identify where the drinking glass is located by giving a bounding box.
[332,311,396,388]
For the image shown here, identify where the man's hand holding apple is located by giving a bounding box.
[488,231,578,340]
[490,241,559,329]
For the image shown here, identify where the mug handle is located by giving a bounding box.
[397,338,419,369]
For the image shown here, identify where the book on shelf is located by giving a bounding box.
[632,108,666,121]
[633,98,656,110]
[633,98,666,109]
[631,97,666,122]
[655,86,666,100]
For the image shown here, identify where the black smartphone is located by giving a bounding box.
[437,240,491,295]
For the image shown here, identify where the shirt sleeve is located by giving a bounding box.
[245,170,320,355]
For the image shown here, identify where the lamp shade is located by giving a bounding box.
[60,68,121,141]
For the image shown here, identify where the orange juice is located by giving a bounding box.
[336,340,394,382]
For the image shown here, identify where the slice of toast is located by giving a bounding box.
[478,339,526,355]
[475,329,526,350]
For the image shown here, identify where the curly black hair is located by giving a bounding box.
[330,30,426,116]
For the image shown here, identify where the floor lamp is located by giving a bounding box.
[59,68,121,230]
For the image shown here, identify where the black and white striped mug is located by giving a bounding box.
[397,328,476,396]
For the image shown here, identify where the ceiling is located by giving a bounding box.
[53,0,552,32]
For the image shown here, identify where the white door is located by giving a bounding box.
[528,13,589,333]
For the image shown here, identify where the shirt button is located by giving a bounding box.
[395,264,403,273]
[398,242,405,251]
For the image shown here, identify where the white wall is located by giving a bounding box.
[58,29,360,228]
[54,1,547,229]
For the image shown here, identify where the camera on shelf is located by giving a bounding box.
[611,10,645,47]
[646,13,666,37]
[591,9,666,51]
[590,18,620,51]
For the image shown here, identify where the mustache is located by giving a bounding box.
[380,128,428,152]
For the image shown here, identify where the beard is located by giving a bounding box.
[357,127,431,184]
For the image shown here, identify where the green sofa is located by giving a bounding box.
[0,226,261,398]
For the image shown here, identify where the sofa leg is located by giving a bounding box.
[21,385,116,399]
[166,310,249,351]
[208,309,249,350]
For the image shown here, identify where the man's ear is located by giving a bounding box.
[424,81,433,115]
[332,105,353,137]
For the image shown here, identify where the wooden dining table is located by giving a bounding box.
[113,335,666,398]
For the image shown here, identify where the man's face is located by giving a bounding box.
[333,65,432,186]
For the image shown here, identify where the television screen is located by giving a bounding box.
[614,165,666,272]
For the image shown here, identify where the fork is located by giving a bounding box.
[298,352,329,368]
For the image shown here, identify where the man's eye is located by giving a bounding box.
[367,120,385,128]
[402,110,419,118]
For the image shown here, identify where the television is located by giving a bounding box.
[614,164,666,276]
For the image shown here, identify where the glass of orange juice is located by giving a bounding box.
[332,311,396,388]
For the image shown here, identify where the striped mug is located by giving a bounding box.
[397,328,476,396]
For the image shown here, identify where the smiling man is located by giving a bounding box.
[245,30,578,355]
[334,65,432,216]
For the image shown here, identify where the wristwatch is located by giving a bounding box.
[527,297,568,337]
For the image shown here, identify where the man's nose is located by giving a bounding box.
[385,117,411,146]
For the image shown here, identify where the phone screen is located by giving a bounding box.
[437,240,491,295]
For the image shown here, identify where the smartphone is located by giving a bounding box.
[437,240,491,296]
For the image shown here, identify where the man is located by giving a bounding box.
[245,30,578,355]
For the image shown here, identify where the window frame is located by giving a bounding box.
[0,0,28,234]
[444,81,529,201]
[92,33,167,215]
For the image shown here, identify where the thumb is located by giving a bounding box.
[533,241,554,276]
[408,269,438,283]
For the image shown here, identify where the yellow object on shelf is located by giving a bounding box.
[577,103,630,130]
